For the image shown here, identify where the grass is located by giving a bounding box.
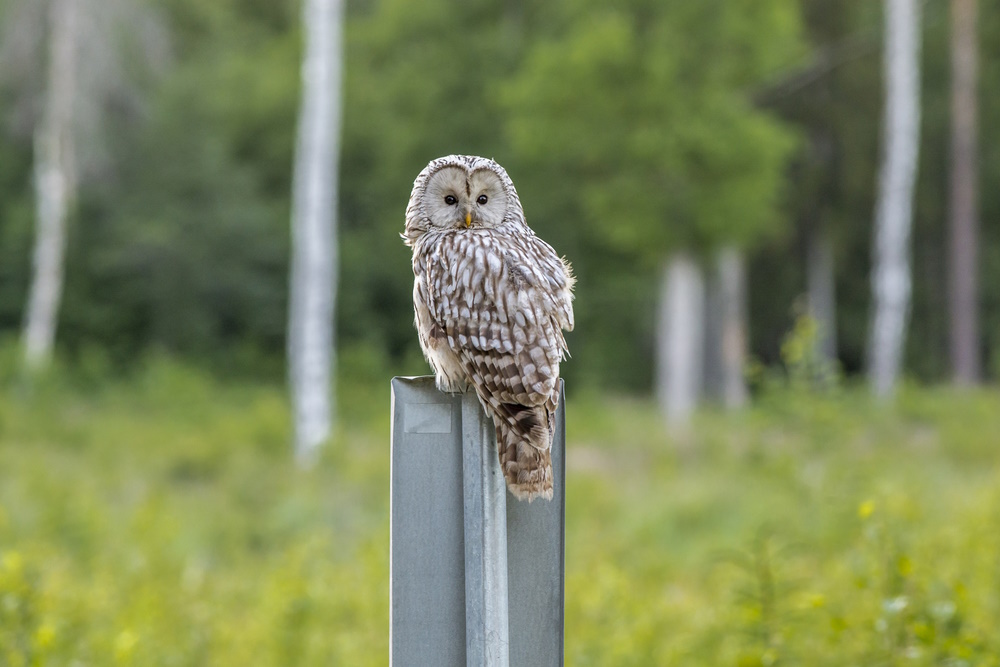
[2,355,1000,665]
[564,386,1000,666]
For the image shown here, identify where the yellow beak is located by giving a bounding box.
[465,212,472,228]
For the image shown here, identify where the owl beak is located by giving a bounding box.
[464,211,472,228]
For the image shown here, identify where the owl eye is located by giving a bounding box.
[477,195,488,205]
[444,195,457,205]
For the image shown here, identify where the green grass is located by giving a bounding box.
[2,357,1000,665]
[564,387,1000,665]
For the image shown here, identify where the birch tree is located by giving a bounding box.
[948,0,980,385]
[868,0,921,398]
[4,0,167,370]
[288,0,344,465]
[657,253,705,427]
[21,0,78,370]
[663,247,748,425]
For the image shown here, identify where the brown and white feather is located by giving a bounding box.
[404,155,574,501]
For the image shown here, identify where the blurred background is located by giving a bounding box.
[1,0,999,664]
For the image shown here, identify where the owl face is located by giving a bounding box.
[419,164,510,231]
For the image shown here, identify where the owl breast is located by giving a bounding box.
[412,231,506,390]
[414,229,566,406]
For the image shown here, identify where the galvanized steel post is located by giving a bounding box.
[390,376,565,667]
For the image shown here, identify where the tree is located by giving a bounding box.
[868,0,922,397]
[21,0,77,369]
[288,0,344,464]
[948,0,980,385]
[806,216,837,364]
[705,246,748,408]
[658,252,704,424]
[1,0,168,369]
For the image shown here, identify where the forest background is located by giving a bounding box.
[1,0,996,393]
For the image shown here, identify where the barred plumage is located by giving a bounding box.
[403,155,574,501]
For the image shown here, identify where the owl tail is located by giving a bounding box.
[494,404,554,502]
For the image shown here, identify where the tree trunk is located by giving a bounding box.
[22,0,79,370]
[948,0,980,385]
[656,252,705,427]
[868,0,921,398]
[704,246,748,409]
[715,247,748,408]
[289,0,344,465]
[807,219,837,365]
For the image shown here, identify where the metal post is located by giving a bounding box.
[390,376,565,667]
[507,384,566,667]
[390,377,466,666]
[462,392,510,666]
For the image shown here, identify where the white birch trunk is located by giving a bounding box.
[868,0,921,398]
[656,253,705,427]
[22,0,79,370]
[289,0,344,465]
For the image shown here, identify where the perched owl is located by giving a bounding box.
[403,155,575,502]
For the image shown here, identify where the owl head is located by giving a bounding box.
[404,155,527,244]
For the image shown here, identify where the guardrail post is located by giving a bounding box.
[461,390,510,665]
[390,376,565,666]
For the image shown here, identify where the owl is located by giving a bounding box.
[403,155,575,501]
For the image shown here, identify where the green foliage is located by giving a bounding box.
[765,313,842,392]
[504,0,804,256]
[499,0,804,390]
[0,129,33,335]
[339,0,529,372]
[3,359,1000,663]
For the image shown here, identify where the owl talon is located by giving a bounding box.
[434,376,468,394]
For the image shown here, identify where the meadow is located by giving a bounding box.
[2,353,1000,665]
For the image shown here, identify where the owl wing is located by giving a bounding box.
[426,232,574,409]
[514,235,575,334]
